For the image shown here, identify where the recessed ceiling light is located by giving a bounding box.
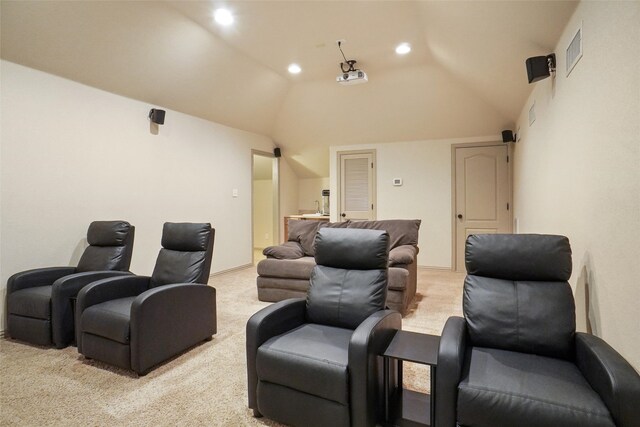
[214,8,234,26]
[395,43,411,55]
[288,63,302,74]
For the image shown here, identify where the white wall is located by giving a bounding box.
[278,158,299,243]
[512,1,640,368]
[0,61,277,331]
[252,179,274,249]
[298,177,329,213]
[330,136,499,268]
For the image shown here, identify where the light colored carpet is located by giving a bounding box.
[0,267,464,426]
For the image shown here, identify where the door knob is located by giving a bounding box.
[341,213,346,217]
[457,214,463,219]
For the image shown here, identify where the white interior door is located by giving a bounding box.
[339,151,375,221]
[454,145,511,271]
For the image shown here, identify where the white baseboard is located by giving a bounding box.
[417,265,454,272]
[209,263,253,277]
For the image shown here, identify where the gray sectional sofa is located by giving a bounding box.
[256,218,421,315]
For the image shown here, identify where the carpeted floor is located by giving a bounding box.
[0,266,464,426]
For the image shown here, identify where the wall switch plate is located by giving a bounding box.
[232,189,238,198]
[393,178,403,186]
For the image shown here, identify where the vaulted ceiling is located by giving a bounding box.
[1,1,578,178]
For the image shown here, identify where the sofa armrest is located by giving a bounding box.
[129,283,216,374]
[263,242,305,259]
[389,245,416,267]
[246,298,307,410]
[76,275,150,352]
[349,309,402,427]
[576,332,640,427]
[7,267,77,293]
[50,270,133,348]
[436,316,468,427]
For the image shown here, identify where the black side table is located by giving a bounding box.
[382,330,440,427]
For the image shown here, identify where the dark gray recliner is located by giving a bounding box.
[7,221,135,348]
[76,222,216,375]
[247,228,402,427]
[436,234,640,427]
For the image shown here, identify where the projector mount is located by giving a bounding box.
[337,41,359,73]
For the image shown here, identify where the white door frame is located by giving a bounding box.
[336,149,377,221]
[451,141,513,271]
[251,149,279,263]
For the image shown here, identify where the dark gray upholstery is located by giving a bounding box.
[464,233,572,281]
[247,228,401,427]
[457,347,614,427]
[257,324,352,404]
[307,228,389,329]
[76,222,216,375]
[436,234,640,427]
[6,221,134,348]
[151,222,213,287]
[463,276,575,359]
[81,297,136,344]
[76,221,135,272]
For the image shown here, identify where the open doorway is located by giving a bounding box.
[252,151,278,264]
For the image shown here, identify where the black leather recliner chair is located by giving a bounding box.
[247,228,402,427]
[76,222,216,375]
[7,221,135,348]
[436,234,640,427]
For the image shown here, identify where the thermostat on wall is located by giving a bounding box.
[393,178,403,186]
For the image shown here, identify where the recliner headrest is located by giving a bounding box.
[86,221,133,246]
[314,228,389,270]
[161,222,212,252]
[465,234,572,281]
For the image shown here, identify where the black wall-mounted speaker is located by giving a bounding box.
[149,109,166,125]
[526,56,551,84]
[274,147,282,158]
[502,130,515,143]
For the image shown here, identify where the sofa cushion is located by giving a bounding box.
[256,323,352,405]
[288,220,321,256]
[81,297,135,344]
[387,268,409,291]
[347,219,420,249]
[389,245,416,266]
[257,257,316,280]
[457,347,615,427]
[263,242,305,259]
[8,286,52,319]
[288,220,352,257]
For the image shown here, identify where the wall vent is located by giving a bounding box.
[566,22,583,76]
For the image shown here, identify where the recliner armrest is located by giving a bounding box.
[349,309,402,427]
[77,275,150,311]
[246,298,307,410]
[51,270,133,348]
[435,316,468,427]
[76,275,150,352]
[129,283,216,374]
[576,332,640,427]
[7,266,77,293]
